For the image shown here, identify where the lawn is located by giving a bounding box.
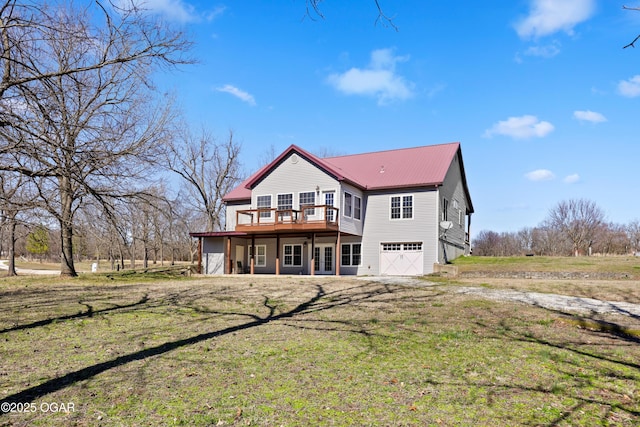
[0,271,639,426]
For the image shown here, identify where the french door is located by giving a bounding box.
[313,244,334,274]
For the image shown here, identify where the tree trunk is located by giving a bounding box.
[6,217,17,276]
[59,179,77,277]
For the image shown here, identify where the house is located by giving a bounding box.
[190,142,473,276]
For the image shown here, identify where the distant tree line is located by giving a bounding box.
[473,198,640,257]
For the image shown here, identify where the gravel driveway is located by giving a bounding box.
[361,276,640,318]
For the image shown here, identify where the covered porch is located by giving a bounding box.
[190,230,350,276]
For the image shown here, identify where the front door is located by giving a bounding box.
[313,244,334,274]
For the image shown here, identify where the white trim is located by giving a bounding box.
[283,243,303,267]
[340,243,362,266]
[249,244,267,267]
[389,194,414,220]
[343,191,353,218]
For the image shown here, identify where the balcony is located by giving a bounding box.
[235,205,339,234]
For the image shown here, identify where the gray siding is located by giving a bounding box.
[202,237,225,275]
[438,152,470,263]
[339,182,364,236]
[358,188,439,275]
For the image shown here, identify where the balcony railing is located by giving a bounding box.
[235,205,339,233]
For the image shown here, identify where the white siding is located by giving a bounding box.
[358,188,439,275]
[226,201,250,231]
[251,153,340,213]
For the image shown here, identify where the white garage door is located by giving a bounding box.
[380,243,424,276]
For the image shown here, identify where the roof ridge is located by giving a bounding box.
[323,141,460,160]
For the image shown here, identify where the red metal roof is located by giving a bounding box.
[322,143,460,190]
[223,142,471,211]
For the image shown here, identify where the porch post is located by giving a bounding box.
[310,233,316,276]
[226,237,231,274]
[197,237,202,274]
[276,235,280,275]
[336,232,341,276]
[250,235,255,274]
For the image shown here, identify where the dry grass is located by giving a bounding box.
[0,272,639,426]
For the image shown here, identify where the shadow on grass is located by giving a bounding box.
[0,282,405,411]
[0,294,149,334]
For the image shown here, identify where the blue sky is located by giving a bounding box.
[140,0,640,235]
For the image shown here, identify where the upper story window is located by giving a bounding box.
[343,192,361,220]
[256,195,271,219]
[299,191,315,216]
[390,195,413,220]
[278,193,293,211]
[343,192,352,217]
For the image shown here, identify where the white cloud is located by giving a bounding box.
[573,110,606,123]
[215,85,257,106]
[118,0,200,23]
[327,48,414,105]
[515,0,596,39]
[483,115,554,139]
[564,174,580,184]
[523,42,561,58]
[618,75,640,97]
[525,169,556,181]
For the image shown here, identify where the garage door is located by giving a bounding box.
[380,242,424,276]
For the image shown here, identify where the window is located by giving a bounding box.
[283,244,302,267]
[403,243,422,251]
[390,195,413,220]
[402,195,413,219]
[341,243,362,266]
[442,198,449,221]
[382,242,421,251]
[354,196,362,220]
[344,192,352,217]
[278,193,293,211]
[390,196,401,219]
[257,195,271,219]
[249,245,267,267]
[382,243,402,251]
[299,191,315,216]
[278,193,293,221]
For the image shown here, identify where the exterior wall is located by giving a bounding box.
[250,152,340,216]
[438,152,471,263]
[358,188,439,275]
[202,237,225,275]
[339,182,364,236]
[229,235,342,275]
[226,201,251,231]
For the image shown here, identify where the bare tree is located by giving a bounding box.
[545,199,605,256]
[167,128,243,232]
[305,0,397,30]
[0,0,191,100]
[0,170,41,274]
[0,2,187,276]
[627,219,640,254]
